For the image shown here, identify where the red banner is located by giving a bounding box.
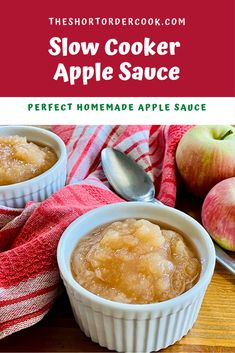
[0,0,234,97]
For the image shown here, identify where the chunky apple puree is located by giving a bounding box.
[0,135,57,185]
[71,219,201,304]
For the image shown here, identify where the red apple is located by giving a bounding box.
[176,125,235,197]
[201,177,235,251]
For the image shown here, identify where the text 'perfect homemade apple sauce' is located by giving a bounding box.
[0,135,57,185]
[71,219,201,304]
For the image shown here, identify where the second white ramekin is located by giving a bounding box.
[0,126,67,208]
[57,202,215,353]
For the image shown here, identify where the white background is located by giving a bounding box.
[0,97,234,125]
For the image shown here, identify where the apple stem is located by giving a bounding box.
[220,129,233,140]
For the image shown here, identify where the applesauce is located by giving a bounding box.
[71,219,201,304]
[0,135,57,185]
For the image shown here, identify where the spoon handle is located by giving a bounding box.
[214,244,235,275]
[151,198,164,206]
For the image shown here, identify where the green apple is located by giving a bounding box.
[176,125,235,197]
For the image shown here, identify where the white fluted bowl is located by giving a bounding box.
[57,202,215,353]
[0,126,67,208]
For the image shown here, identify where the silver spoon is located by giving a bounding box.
[101,147,162,205]
[101,147,235,275]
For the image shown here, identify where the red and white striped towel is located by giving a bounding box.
[0,125,192,339]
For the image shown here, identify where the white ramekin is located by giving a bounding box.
[57,202,215,353]
[0,126,67,208]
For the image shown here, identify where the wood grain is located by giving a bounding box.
[1,189,235,352]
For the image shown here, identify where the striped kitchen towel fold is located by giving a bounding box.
[0,125,191,339]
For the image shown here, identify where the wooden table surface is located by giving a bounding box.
[1,190,235,353]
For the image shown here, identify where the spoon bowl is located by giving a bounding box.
[101,147,155,202]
